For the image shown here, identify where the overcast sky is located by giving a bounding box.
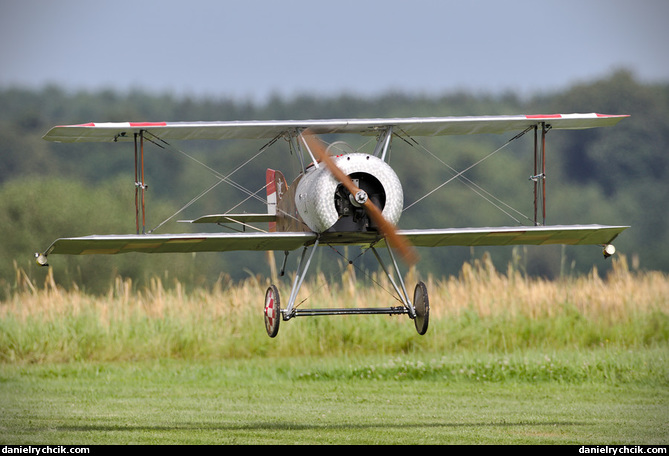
[1,0,667,103]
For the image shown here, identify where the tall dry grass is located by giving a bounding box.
[426,253,667,321]
[1,255,667,362]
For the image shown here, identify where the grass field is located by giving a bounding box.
[1,255,667,444]
[1,353,667,444]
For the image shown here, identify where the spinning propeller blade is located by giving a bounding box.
[301,129,419,265]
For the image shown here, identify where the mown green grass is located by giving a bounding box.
[1,351,667,444]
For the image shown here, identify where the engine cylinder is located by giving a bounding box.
[294,153,403,233]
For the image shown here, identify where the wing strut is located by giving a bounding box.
[531,123,551,226]
[134,131,148,234]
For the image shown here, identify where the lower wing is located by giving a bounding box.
[39,232,317,258]
[37,225,627,262]
[396,224,628,248]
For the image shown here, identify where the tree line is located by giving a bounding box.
[1,69,667,295]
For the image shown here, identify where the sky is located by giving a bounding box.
[1,0,668,103]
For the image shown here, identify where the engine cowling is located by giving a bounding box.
[294,153,403,233]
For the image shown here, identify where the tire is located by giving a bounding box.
[413,281,429,335]
[264,285,281,338]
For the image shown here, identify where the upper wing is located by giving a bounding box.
[42,113,628,143]
[41,232,317,256]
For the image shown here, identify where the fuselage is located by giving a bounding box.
[274,153,403,236]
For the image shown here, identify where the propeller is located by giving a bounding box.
[300,129,419,265]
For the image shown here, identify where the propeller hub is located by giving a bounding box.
[350,189,368,207]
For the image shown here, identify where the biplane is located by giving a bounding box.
[36,113,629,337]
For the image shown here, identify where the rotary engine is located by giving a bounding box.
[294,153,403,233]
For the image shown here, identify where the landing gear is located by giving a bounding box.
[264,285,280,338]
[262,243,431,337]
[413,281,429,335]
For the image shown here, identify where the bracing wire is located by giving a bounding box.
[400,127,535,225]
[144,131,279,233]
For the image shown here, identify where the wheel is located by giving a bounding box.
[413,281,429,335]
[264,285,280,338]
